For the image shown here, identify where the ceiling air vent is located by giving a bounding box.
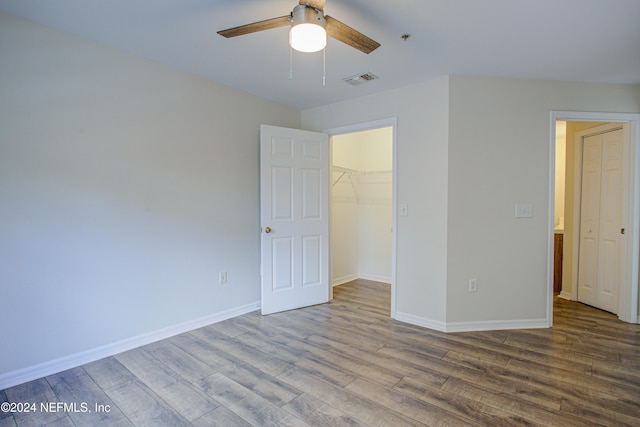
[343,72,379,86]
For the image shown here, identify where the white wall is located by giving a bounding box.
[332,152,360,284]
[304,77,451,327]
[331,127,392,285]
[305,76,640,331]
[0,13,299,383]
[447,77,640,326]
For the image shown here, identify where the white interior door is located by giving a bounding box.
[577,134,602,306]
[578,128,625,313]
[260,125,330,315]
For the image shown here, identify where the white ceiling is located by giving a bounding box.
[1,0,639,110]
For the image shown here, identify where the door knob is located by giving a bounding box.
[264,226,272,234]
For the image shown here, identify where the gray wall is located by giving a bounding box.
[303,77,451,328]
[0,13,299,378]
[304,75,640,330]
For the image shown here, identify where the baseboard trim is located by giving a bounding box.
[0,301,260,390]
[443,318,549,332]
[394,311,549,333]
[558,291,573,301]
[332,274,391,287]
[332,274,359,287]
[358,274,391,284]
[394,312,447,332]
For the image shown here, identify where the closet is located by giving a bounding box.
[331,127,392,285]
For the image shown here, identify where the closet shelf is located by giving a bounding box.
[332,166,392,187]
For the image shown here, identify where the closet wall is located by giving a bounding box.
[331,127,392,285]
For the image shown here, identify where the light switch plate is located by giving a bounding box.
[400,203,408,216]
[515,204,533,218]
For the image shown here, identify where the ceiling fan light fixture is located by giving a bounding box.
[289,5,326,53]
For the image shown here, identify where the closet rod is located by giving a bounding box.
[332,166,392,175]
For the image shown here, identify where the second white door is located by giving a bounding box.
[577,128,625,313]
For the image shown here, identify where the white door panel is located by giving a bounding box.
[260,125,329,315]
[596,130,624,312]
[578,135,601,306]
[272,237,294,290]
[577,129,624,313]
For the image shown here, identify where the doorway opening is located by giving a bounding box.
[326,118,397,317]
[550,112,640,325]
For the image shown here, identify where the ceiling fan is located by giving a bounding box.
[217,0,380,54]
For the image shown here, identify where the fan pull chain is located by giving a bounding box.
[288,46,327,86]
[289,46,293,80]
[322,47,326,87]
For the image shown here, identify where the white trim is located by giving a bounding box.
[325,117,399,318]
[559,290,573,301]
[0,301,260,390]
[332,274,392,287]
[332,274,359,287]
[444,318,549,333]
[395,311,447,332]
[549,111,640,325]
[358,273,392,283]
[547,115,557,327]
[395,311,548,333]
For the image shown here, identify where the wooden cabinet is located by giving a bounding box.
[554,233,563,294]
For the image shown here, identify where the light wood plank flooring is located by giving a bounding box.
[2,279,640,426]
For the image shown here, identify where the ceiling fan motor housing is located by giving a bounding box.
[290,4,327,52]
[292,4,326,27]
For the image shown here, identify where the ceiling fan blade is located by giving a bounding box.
[325,15,380,54]
[300,0,326,10]
[218,15,291,38]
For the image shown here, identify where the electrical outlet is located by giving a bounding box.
[469,278,477,292]
[219,271,227,284]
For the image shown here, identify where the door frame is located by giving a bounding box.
[324,117,398,318]
[549,111,640,324]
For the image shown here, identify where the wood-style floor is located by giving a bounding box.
[2,279,640,426]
